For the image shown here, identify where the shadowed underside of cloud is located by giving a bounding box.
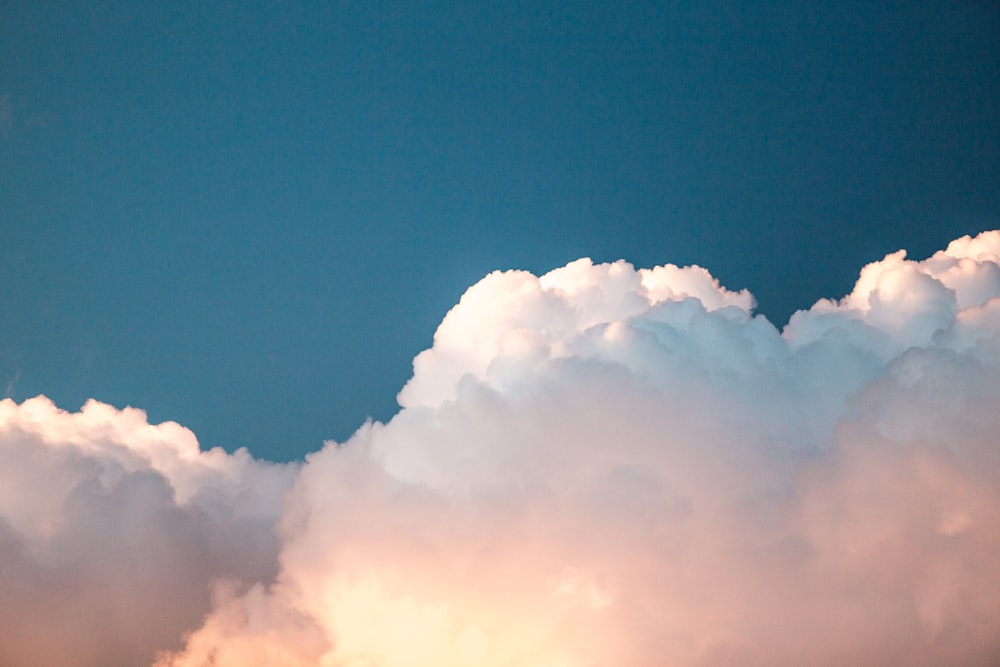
[3,232,1000,666]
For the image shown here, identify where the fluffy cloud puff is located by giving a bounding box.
[0,398,298,667]
[5,232,1000,666]
[158,231,1000,666]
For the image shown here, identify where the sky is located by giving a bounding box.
[2,3,1000,665]
[1,1,997,461]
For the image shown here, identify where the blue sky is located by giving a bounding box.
[1,1,998,460]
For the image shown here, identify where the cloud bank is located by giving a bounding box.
[4,232,1000,666]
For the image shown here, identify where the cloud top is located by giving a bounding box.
[3,231,1000,666]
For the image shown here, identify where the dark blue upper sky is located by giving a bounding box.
[2,1,998,460]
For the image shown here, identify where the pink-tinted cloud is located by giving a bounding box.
[4,232,1000,666]
[0,398,297,667]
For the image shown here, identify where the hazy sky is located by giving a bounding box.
[2,1,998,460]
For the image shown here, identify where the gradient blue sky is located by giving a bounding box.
[2,1,998,460]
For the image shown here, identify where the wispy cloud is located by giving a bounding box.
[2,369,18,398]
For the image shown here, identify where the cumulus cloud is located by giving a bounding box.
[0,397,298,667]
[4,232,1000,666]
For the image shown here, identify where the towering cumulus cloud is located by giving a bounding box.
[4,232,1000,666]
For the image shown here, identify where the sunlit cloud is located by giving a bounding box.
[3,232,1000,666]
[0,398,297,667]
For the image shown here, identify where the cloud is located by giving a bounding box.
[3,369,19,398]
[4,232,1000,666]
[0,397,298,667]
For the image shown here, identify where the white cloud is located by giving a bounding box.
[0,397,298,667]
[5,232,1000,666]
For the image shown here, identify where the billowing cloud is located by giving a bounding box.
[0,398,298,667]
[4,232,1000,666]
